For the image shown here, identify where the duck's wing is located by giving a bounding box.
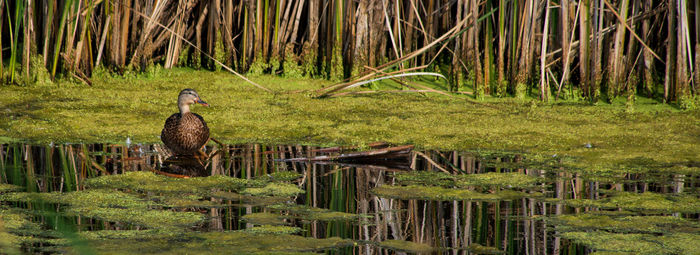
[161,113,181,150]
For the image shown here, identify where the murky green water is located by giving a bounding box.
[0,143,698,254]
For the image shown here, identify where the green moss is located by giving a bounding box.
[378,239,433,253]
[566,191,700,213]
[371,185,539,201]
[242,182,304,197]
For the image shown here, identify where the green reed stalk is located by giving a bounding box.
[51,0,75,79]
[9,0,25,84]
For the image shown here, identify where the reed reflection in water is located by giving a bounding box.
[0,143,696,254]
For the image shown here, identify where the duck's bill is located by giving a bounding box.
[197,99,210,107]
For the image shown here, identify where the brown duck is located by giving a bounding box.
[161,89,210,156]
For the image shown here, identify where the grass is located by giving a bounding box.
[0,68,698,173]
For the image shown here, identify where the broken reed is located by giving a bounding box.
[1,0,699,105]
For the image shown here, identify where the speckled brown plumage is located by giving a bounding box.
[161,89,210,156]
[161,112,209,155]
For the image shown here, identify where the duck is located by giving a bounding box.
[161,89,210,156]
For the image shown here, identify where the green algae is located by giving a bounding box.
[156,195,222,208]
[455,172,539,189]
[0,208,65,252]
[84,171,256,195]
[267,204,362,222]
[565,191,700,213]
[209,191,290,206]
[393,171,455,187]
[0,68,697,175]
[0,190,204,230]
[242,212,286,225]
[393,171,539,189]
[69,231,354,255]
[552,213,700,234]
[0,184,22,193]
[371,185,540,201]
[467,243,505,254]
[560,231,700,255]
[378,239,433,253]
[263,171,303,182]
[244,225,301,235]
[241,182,304,197]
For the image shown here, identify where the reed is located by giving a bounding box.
[0,0,697,105]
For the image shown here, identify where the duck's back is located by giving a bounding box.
[161,112,210,155]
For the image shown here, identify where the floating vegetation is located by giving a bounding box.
[0,208,65,252]
[552,213,700,234]
[261,171,303,182]
[243,225,302,235]
[267,204,363,222]
[72,232,354,254]
[393,171,455,187]
[84,171,258,195]
[242,212,286,226]
[560,231,700,255]
[371,185,540,201]
[378,239,433,253]
[467,243,505,254]
[565,192,700,213]
[1,191,204,231]
[0,184,22,193]
[393,171,539,189]
[455,172,539,189]
[241,183,305,197]
[209,191,290,206]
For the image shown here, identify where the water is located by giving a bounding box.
[0,143,698,254]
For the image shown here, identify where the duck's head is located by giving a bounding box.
[177,89,209,113]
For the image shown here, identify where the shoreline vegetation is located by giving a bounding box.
[0,0,699,106]
[1,69,698,174]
